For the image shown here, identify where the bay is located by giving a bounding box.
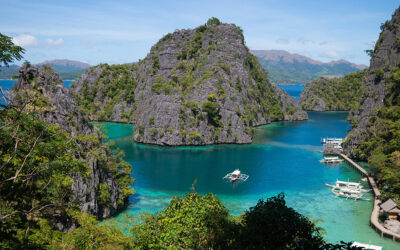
[277,84,304,101]
[98,112,399,249]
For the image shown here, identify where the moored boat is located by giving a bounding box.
[351,241,382,250]
[331,189,370,201]
[223,169,249,182]
[326,180,371,193]
[319,156,344,164]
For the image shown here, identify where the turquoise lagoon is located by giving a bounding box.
[98,112,399,249]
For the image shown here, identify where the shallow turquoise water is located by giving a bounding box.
[94,113,399,249]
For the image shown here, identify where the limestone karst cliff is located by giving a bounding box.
[12,64,134,229]
[72,18,307,146]
[343,7,400,159]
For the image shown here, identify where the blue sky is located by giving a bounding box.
[1,0,399,65]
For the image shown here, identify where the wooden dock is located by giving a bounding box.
[338,153,400,242]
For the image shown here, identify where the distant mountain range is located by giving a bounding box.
[251,50,367,84]
[0,59,90,80]
[0,52,366,84]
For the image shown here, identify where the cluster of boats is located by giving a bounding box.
[326,180,370,201]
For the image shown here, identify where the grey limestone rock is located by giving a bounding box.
[13,64,128,228]
[72,21,307,146]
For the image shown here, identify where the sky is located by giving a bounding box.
[0,0,399,66]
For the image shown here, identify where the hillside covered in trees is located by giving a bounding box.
[252,50,366,85]
[299,70,366,111]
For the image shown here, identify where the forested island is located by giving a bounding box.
[71,18,307,146]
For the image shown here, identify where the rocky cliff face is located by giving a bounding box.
[13,64,133,228]
[343,8,400,158]
[72,19,307,146]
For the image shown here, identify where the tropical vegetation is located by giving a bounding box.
[353,67,400,200]
[300,70,366,111]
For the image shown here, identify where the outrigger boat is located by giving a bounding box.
[223,169,249,182]
[319,156,344,164]
[326,180,370,193]
[326,180,370,201]
[331,189,370,201]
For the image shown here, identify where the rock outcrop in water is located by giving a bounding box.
[299,71,365,111]
[12,64,134,229]
[343,7,400,158]
[72,18,307,146]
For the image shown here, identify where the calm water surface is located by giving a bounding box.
[98,112,399,249]
[277,84,304,101]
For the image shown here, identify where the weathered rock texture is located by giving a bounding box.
[299,71,365,111]
[72,20,307,146]
[13,64,132,228]
[343,8,400,157]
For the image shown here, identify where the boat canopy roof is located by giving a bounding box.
[232,170,241,175]
[336,180,361,186]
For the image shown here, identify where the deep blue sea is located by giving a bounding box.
[277,84,304,101]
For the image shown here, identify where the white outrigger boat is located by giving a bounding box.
[319,156,344,164]
[326,180,370,201]
[331,189,370,201]
[223,169,249,182]
[326,180,370,193]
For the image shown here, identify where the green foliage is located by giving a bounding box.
[375,68,384,82]
[130,192,335,249]
[301,70,366,111]
[72,64,138,120]
[131,192,231,249]
[97,183,111,206]
[151,76,173,95]
[0,32,25,67]
[238,193,325,249]
[152,53,160,74]
[202,94,222,127]
[356,67,400,199]
[150,127,158,137]
[365,49,374,58]
[149,116,155,125]
[137,125,145,134]
[0,107,87,248]
[189,131,203,143]
[183,100,200,115]
[46,210,133,249]
[206,17,221,26]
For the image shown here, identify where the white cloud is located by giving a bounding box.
[320,51,340,59]
[12,34,38,47]
[45,38,63,46]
